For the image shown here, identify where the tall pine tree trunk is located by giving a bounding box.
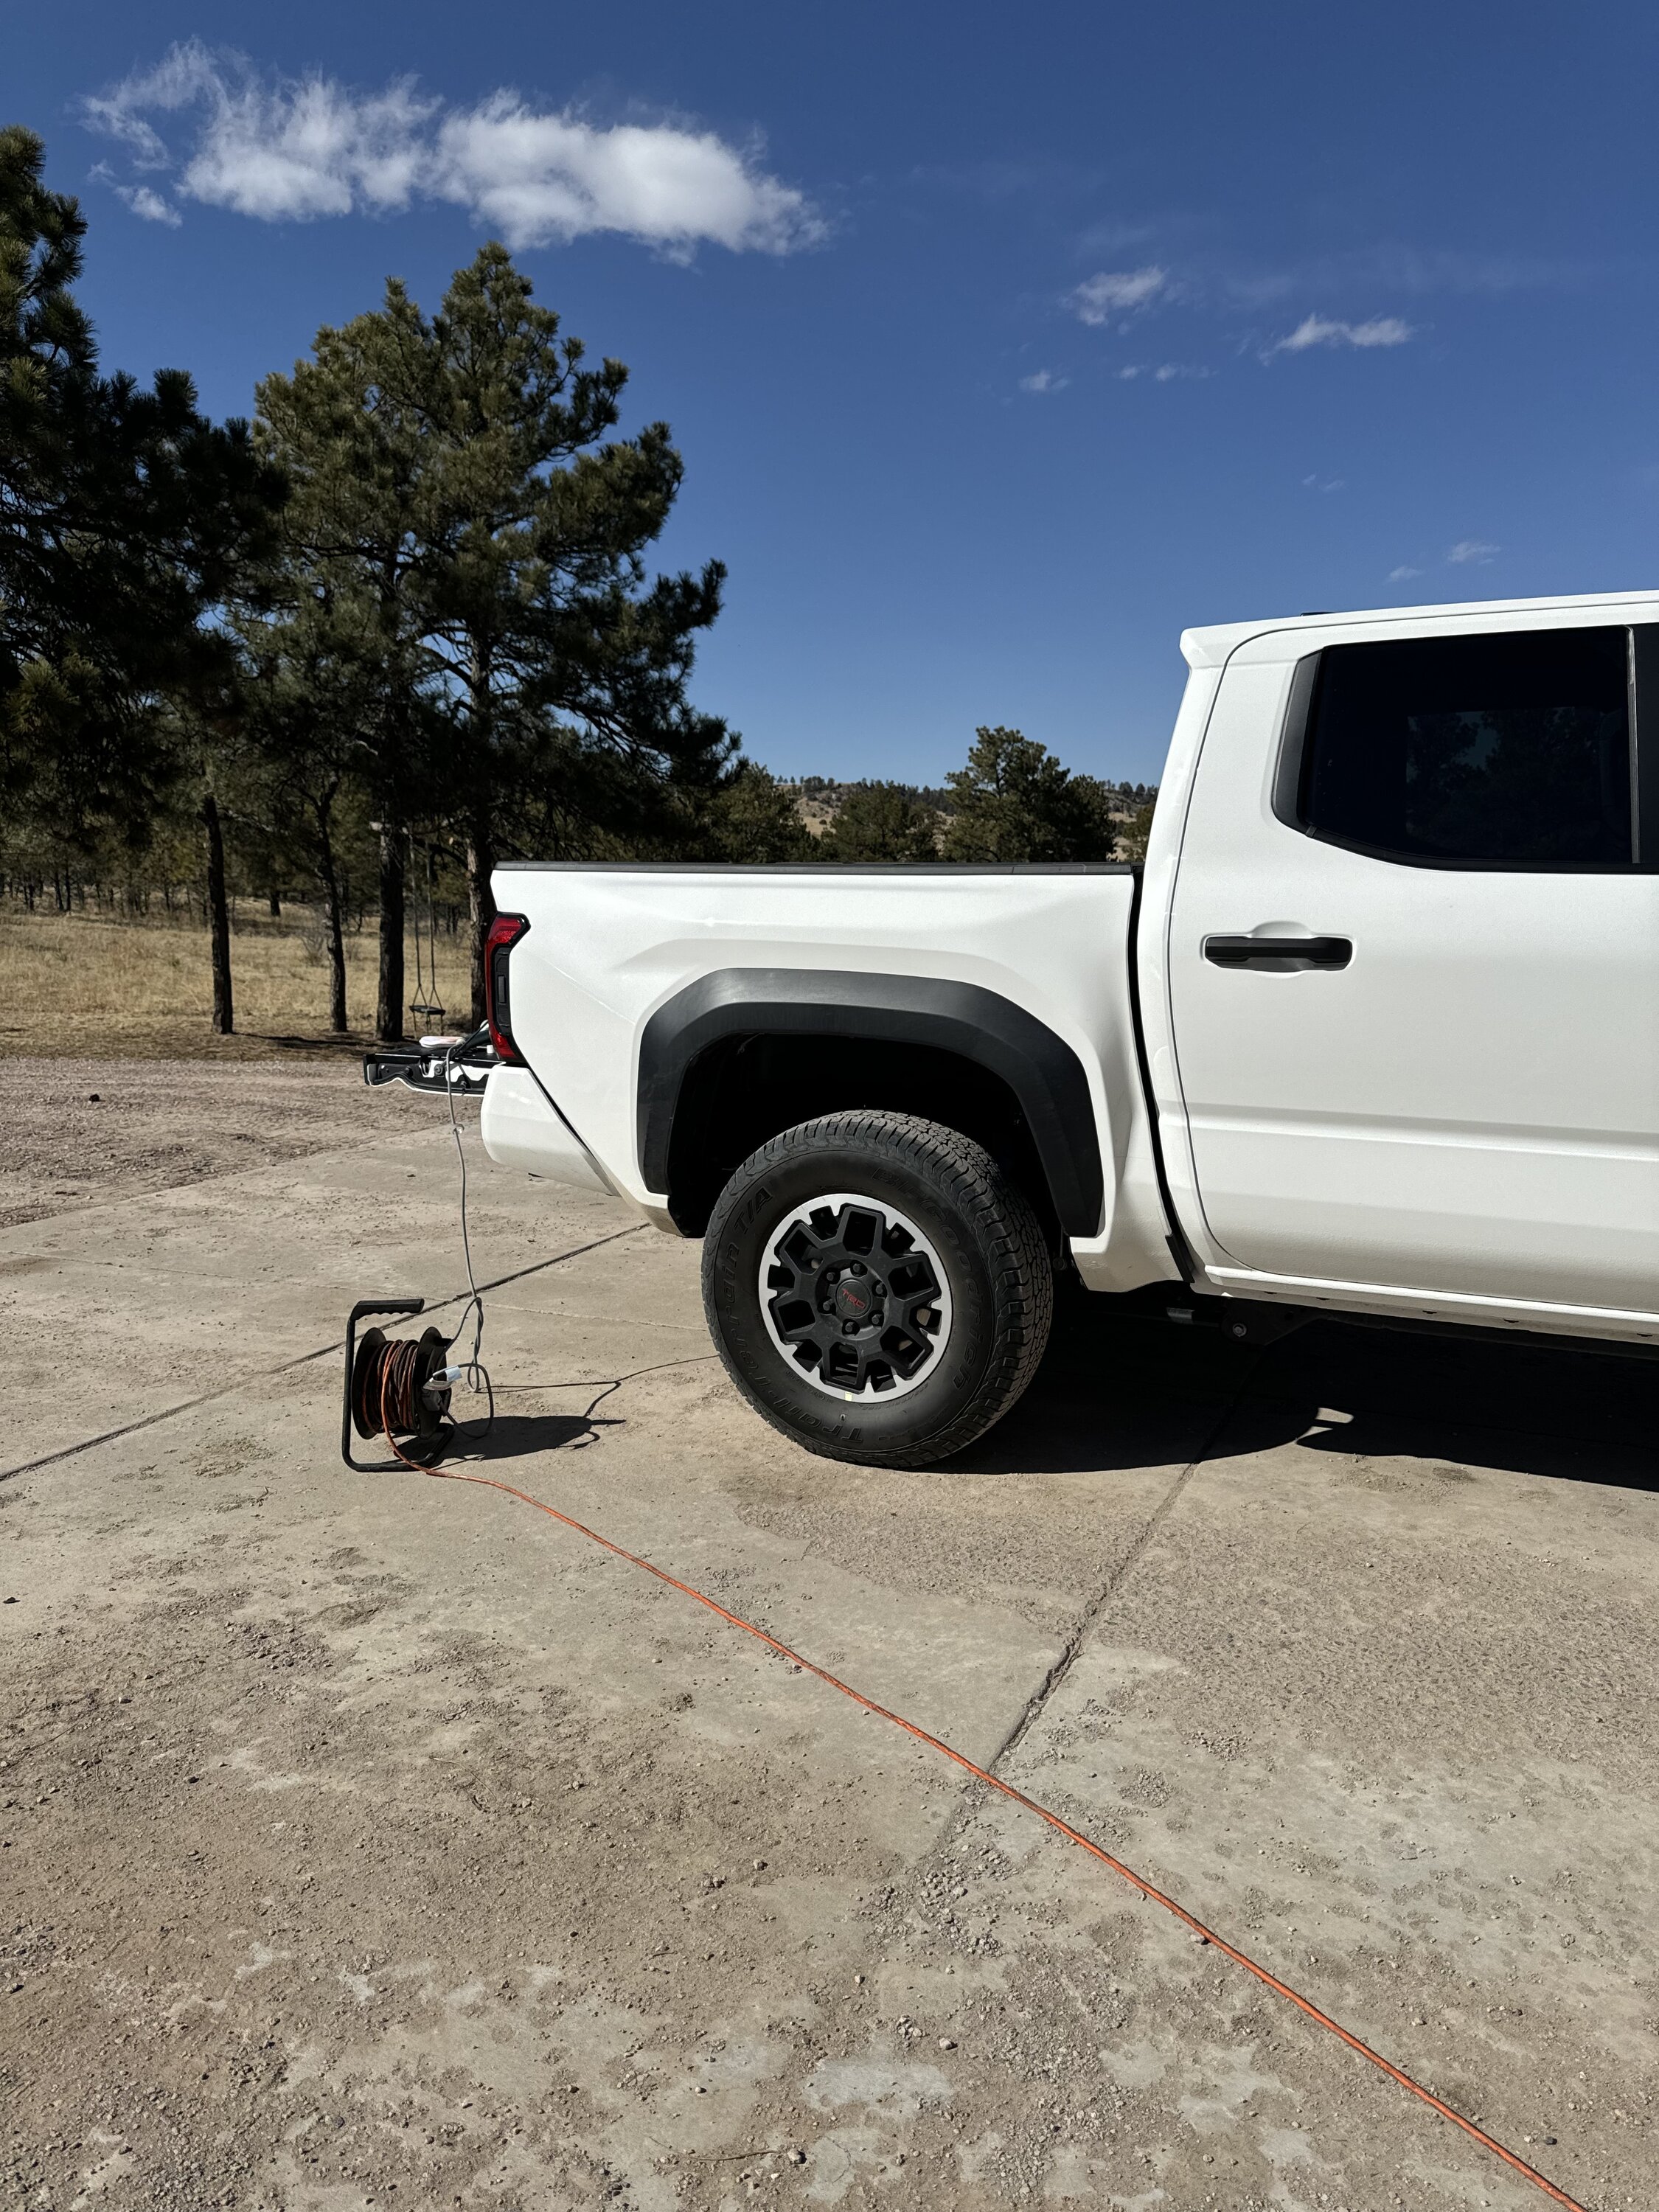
[466,808,495,1030]
[315,800,348,1034]
[201,791,234,1036]
[377,824,405,1043]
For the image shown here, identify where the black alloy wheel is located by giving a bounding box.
[703,1110,1054,1468]
[758,1190,952,1401]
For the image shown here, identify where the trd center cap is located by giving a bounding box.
[833,1279,873,1321]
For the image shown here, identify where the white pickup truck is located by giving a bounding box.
[429,588,1659,1466]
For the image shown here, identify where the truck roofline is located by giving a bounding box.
[1180,583,1659,668]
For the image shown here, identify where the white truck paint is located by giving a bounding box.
[479,586,1659,1369]
[481,862,1172,1293]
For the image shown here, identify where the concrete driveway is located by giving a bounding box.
[1,1065,1655,2211]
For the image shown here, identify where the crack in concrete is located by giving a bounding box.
[987,1357,1263,1775]
[1,1223,646,1484]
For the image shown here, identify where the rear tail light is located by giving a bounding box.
[484,912,529,1063]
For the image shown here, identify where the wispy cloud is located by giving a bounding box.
[119,183,184,226]
[88,163,184,226]
[1070,265,1166,325]
[1061,246,1422,385]
[1302,473,1346,493]
[1266,313,1413,358]
[80,41,822,256]
[1229,245,1576,308]
[1446,539,1499,564]
[1388,564,1425,581]
[1018,369,1068,394]
[1116,362,1208,384]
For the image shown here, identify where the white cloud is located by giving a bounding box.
[1267,312,1412,358]
[1018,369,1068,394]
[1301,473,1346,492]
[1388,564,1425,580]
[1446,540,1499,564]
[117,184,183,226]
[80,41,821,255]
[1116,361,1208,384]
[1070,265,1166,324]
[433,98,817,253]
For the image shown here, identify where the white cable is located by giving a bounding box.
[442,1026,493,1433]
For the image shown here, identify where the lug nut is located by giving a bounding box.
[820,1301,833,1313]
[849,1262,866,1276]
[841,1321,857,1335]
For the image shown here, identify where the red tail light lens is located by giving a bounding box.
[484,913,529,1063]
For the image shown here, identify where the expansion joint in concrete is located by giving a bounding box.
[0,1223,647,1484]
[986,1360,1262,1775]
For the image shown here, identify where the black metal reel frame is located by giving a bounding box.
[341,1298,448,1472]
[764,1200,946,1396]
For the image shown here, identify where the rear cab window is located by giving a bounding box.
[1279,624,1646,869]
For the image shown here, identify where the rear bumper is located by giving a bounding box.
[479,1063,617,1197]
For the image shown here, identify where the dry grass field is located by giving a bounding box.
[0,900,474,1058]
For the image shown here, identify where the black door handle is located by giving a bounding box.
[1203,935,1352,970]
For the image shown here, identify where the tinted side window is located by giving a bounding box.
[1298,627,1633,868]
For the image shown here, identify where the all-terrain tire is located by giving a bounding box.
[701,1111,1054,1468]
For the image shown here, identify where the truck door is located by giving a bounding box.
[1166,614,1659,1315]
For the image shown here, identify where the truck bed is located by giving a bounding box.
[486,860,1175,1291]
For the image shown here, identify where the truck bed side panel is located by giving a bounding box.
[488,864,1176,1290]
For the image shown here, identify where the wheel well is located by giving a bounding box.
[664,1032,1062,1245]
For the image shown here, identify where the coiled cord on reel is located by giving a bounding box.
[341,1027,495,1473]
[351,1326,446,1447]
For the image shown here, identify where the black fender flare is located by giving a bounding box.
[637,968,1105,1237]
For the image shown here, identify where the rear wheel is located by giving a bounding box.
[701,1110,1054,1467]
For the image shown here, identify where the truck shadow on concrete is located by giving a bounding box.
[959,1284,1659,1493]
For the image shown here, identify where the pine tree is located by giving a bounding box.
[821,782,941,861]
[257,245,734,1031]
[0,128,284,882]
[942,727,1119,863]
[693,762,814,861]
[255,300,437,1042]
[234,590,389,1032]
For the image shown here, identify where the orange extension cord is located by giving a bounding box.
[377,1366,1587,2211]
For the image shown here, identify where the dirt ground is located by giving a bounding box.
[1,1060,1655,2211]
[0,1057,440,1229]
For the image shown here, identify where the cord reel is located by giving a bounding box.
[341,1027,495,1474]
[340,1299,453,1470]
[341,1302,490,1471]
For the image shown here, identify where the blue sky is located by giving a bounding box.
[12,4,1659,785]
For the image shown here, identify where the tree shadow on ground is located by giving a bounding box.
[959,1279,1659,1493]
